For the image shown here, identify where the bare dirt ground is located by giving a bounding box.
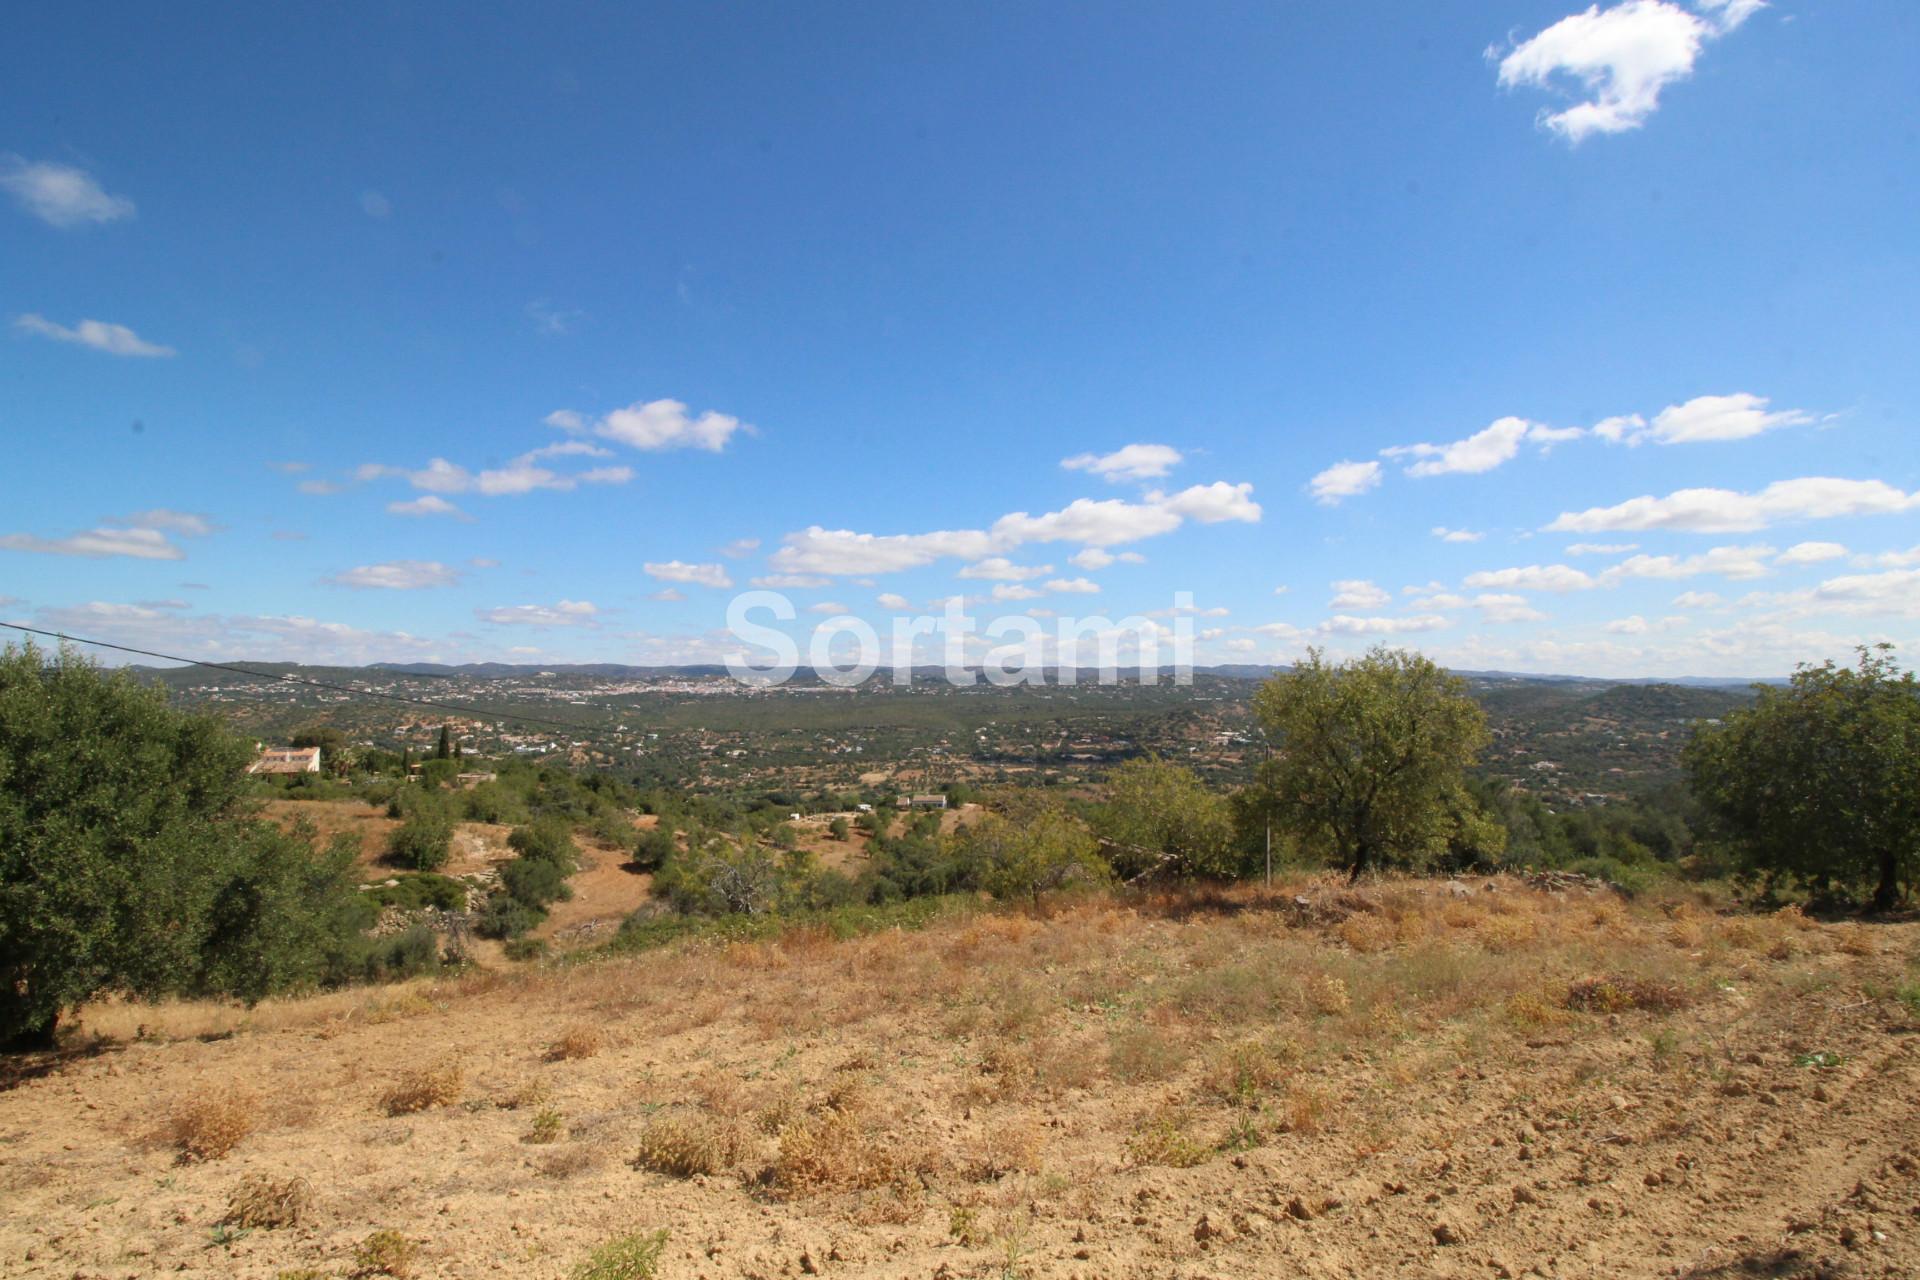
[5,877,1920,1279]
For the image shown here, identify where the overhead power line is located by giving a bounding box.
[0,620,594,733]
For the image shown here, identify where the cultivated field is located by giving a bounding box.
[4,877,1919,1279]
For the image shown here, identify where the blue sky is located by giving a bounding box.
[3,1,1917,677]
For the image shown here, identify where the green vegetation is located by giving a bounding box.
[0,643,382,1049]
[476,815,580,940]
[386,802,455,871]
[1687,645,1920,909]
[1253,647,1501,880]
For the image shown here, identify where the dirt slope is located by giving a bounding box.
[4,878,1919,1279]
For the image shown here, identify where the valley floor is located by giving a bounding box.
[4,877,1919,1280]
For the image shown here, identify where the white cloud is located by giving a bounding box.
[993,497,1184,546]
[991,583,1043,601]
[1475,593,1549,624]
[1044,577,1102,594]
[1321,614,1451,635]
[644,560,733,588]
[1464,564,1598,593]
[31,601,439,667]
[476,600,600,627]
[1384,417,1575,477]
[806,601,851,615]
[769,527,998,576]
[1330,579,1391,610]
[1149,481,1261,524]
[1566,541,1639,555]
[1673,591,1725,608]
[1308,460,1381,504]
[1069,548,1144,570]
[649,588,685,602]
[1548,478,1920,534]
[326,560,462,590]
[14,313,175,357]
[0,157,135,227]
[1606,615,1652,634]
[958,557,1053,581]
[1599,392,1812,445]
[1864,546,1920,569]
[387,495,465,518]
[0,509,217,561]
[1493,0,1762,144]
[1432,526,1484,543]
[553,398,749,452]
[0,526,182,560]
[1061,443,1182,482]
[1600,544,1776,582]
[720,537,761,559]
[1776,541,1847,566]
[876,592,912,610]
[750,574,831,589]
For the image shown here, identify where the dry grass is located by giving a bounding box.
[632,1110,745,1178]
[222,1172,314,1228]
[380,1059,465,1115]
[1566,974,1690,1014]
[545,1024,605,1061]
[165,1092,256,1162]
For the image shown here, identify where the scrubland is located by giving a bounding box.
[5,875,1919,1279]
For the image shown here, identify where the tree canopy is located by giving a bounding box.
[0,643,369,1048]
[1252,646,1497,880]
[1686,645,1920,910]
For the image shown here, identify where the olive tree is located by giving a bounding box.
[1252,646,1497,881]
[1095,756,1236,880]
[0,643,364,1048]
[1686,645,1920,910]
[957,793,1108,904]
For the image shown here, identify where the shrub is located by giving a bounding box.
[572,1230,668,1280]
[167,1093,255,1161]
[381,1060,465,1114]
[1125,1108,1212,1168]
[508,816,579,870]
[628,826,677,872]
[1107,1025,1187,1083]
[351,924,443,984]
[353,1228,418,1278]
[500,855,571,908]
[546,1024,604,1061]
[525,1107,566,1144]
[632,1111,742,1178]
[387,807,455,872]
[362,873,469,913]
[503,936,549,961]
[476,894,546,940]
[223,1173,314,1228]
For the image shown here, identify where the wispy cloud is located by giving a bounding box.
[14,313,175,357]
[0,156,136,227]
[1061,443,1183,482]
[1548,478,1920,534]
[546,398,751,452]
[1307,460,1381,505]
[643,560,734,588]
[476,600,599,626]
[325,560,463,590]
[1594,393,1811,445]
[0,509,215,560]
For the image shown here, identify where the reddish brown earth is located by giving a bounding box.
[4,878,1918,1279]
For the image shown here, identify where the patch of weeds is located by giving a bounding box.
[525,1107,566,1144]
[632,1111,742,1178]
[166,1093,256,1162]
[1648,1028,1683,1067]
[571,1229,668,1280]
[1565,974,1688,1014]
[949,1205,986,1246]
[1793,1050,1845,1070]
[546,1025,604,1061]
[1106,1024,1187,1083]
[223,1173,314,1229]
[207,1224,251,1248]
[1124,1108,1212,1168]
[381,1060,465,1115]
[352,1228,419,1277]
[1200,1039,1292,1105]
[1895,983,1920,1016]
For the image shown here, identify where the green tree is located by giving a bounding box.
[1252,646,1496,881]
[387,803,455,871]
[0,643,366,1048]
[828,816,851,842]
[956,794,1107,905]
[1095,756,1236,880]
[435,725,452,760]
[1686,645,1920,910]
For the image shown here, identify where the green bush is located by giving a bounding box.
[508,816,578,870]
[503,936,549,962]
[0,643,375,1048]
[628,826,677,872]
[388,807,455,872]
[362,873,469,913]
[476,893,545,940]
[500,855,572,908]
